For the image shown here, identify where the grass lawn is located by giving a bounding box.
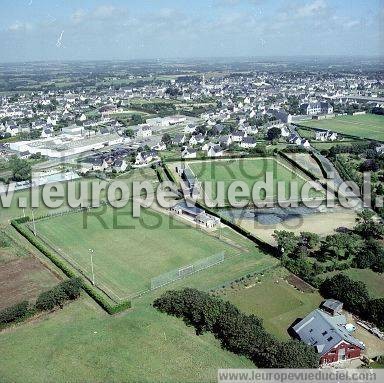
[32,204,269,299]
[321,268,384,298]
[0,168,159,224]
[0,294,254,383]
[221,268,323,339]
[310,140,364,150]
[0,232,277,382]
[299,114,384,141]
[187,157,322,202]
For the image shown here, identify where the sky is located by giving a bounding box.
[0,0,383,62]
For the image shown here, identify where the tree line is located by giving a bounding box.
[320,274,384,329]
[273,210,384,285]
[153,288,319,368]
[0,277,82,328]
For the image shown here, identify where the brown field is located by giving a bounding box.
[0,228,60,311]
[0,256,59,310]
[286,273,315,293]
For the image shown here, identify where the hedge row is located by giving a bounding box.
[162,163,177,184]
[195,201,276,255]
[310,152,330,178]
[35,277,82,311]
[154,288,319,368]
[11,218,131,315]
[278,151,320,183]
[319,274,384,329]
[0,301,34,326]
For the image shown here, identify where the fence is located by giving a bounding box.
[150,251,225,290]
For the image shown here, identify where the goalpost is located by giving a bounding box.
[150,251,225,290]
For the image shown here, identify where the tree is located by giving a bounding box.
[319,274,369,315]
[276,340,319,368]
[300,232,320,250]
[366,298,384,328]
[60,277,82,300]
[267,127,281,141]
[153,288,318,368]
[321,233,364,260]
[355,209,383,239]
[124,128,134,138]
[359,159,379,172]
[9,156,31,182]
[0,301,30,324]
[131,114,144,124]
[162,133,172,146]
[272,231,299,257]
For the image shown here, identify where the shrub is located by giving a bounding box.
[319,274,369,315]
[366,298,384,329]
[154,288,319,368]
[0,301,30,324]
[59,277,82,300]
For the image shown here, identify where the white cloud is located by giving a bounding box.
[8,21,33,32]
[71,9,87,24]
[296,0,327,18]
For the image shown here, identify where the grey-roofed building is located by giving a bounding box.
[292,308,364,365]
[321,299,343,316]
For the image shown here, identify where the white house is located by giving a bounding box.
[113,159,128,173]
[135,150,159,165]
[240,136,257,149]
[281,126,290,137]
[184,124,197,134]
[181,147,197,159]
[315,130,338,141]
[189,134,204,146]
[231,131,246,143]
[136,125,152,138]
[152,142,166,151]
[207,144,223,157]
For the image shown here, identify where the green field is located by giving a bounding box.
[0,226,277,382]
[188,157,322,202]
[32,204,270,299]
[0,168,159,225]
[322,268,384,298]
[299,114,384,141]
[221,268,323,339]
[0,293,254,382]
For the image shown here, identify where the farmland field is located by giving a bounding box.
[0,227,59,310]
[187,157,323,202]
[299,114,384,141]
[32,204,271,299]
[221,268,323,339]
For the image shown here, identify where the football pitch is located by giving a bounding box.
[299,114,384,141]
[187,157,322,202]
[32,204,257,300]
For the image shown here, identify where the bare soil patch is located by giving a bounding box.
[0,257,59,310]
[286,273,315,293]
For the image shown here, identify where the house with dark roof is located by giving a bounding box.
[181,147,197,159]
[291,304,365,365]
[300,102,333,116]
[240,136,257,149]
[171,201,220,228]
[206,144,223,157]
